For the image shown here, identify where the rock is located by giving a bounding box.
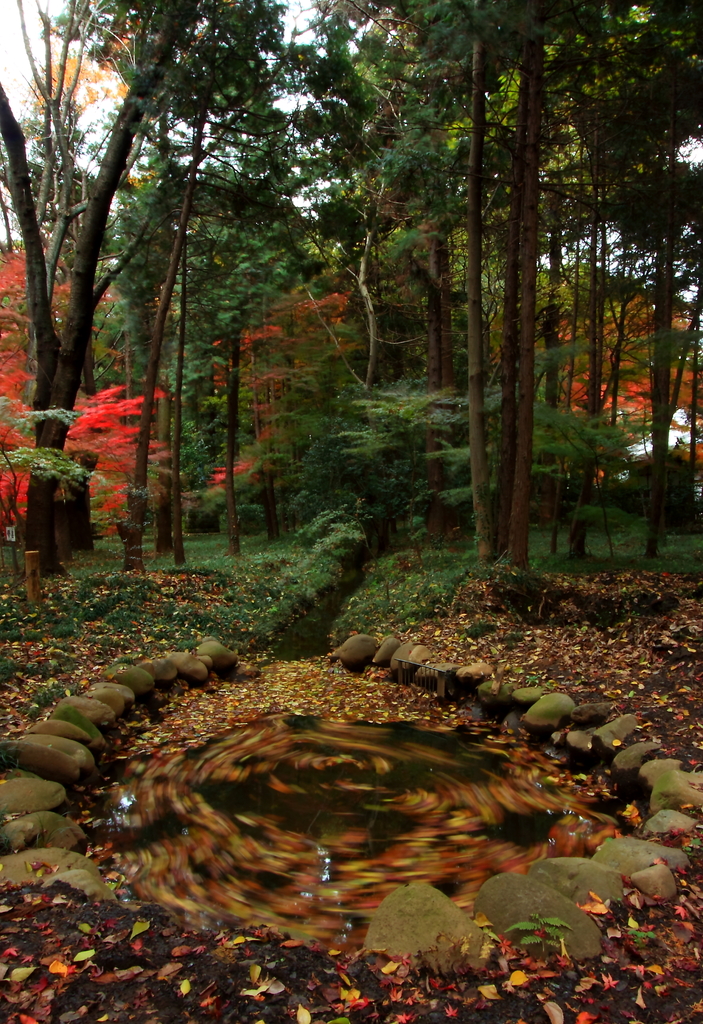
[390,641,416,675]
[528,857,624,905]
[473,873,602,960]
[196,640,239,674]
[630,864,677,900]
[512,686,544,707]
[42,868,116,901]
[364,882,487,971]
[95,681,135,710]
[48,705,107,751]
[641,810,698,836]
[609,742,662,796]
[455,662,494,685]
[1,811,87,853]
[373,636,402,667]
[501,710,523,734]
[591,715,638,761]
[225,663,262,684]
[85,686,126,718]
[331,634,377,672]
[167,652,209,685]
[522,694,575,737]
[408,644,433,664]
[571,702,614,726]
[52,695,116,729]
[592,836,690,875]
[477,680,515,712]
[27,719,95,746]
[135,660,156,677]
[110,666,155,697]
[17,734,95,777]
[566,729,596,763]
[0,848,102,884]
[1,740,80,787]
[0,778,66,814]
[639,758,684,793]
[197,654,214,670]
[144,690,169,713]
[151,657,178,687]
[650,770,703,814]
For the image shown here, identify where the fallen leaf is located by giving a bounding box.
[267,979,286,994]
[157,962,183,980]
[477,984,501,1000]
[250,964,262,984]
[77,923,92,934]
[544,1001,564,1024]
[73,949,95,962]
[474,912,492,927]
[635,986,646,1009]
[180,979,191,995]
[129,919,150,940]
[296,1006,312,1024]
[49,961,68,976]
[509,970,529,987]
[10,966,35,982]
[381,961,399,974]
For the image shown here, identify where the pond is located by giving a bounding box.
[98,717,613,947]
[267,568,366,661]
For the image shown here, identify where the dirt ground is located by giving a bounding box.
[3,570,703,1023]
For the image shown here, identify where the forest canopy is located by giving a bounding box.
[0,0,702,572]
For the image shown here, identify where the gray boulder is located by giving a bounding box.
[151,657,178,687]
[566,729,596,763]
[0,847,99,881]
[167,652,209,685]
[1,740,80,787]
[17,734,95,777]
[196,640,239,674]
[639,758,683,793]
[95,681,136,710]
[48,705,107,750]
[473,872,602,960]
[53,695,116,729]
[86,686,126,717]
[592,836,689,875]
[390,642,416,676]
[27,719,94,746]
[609,742,662,796]
[42,868,116,901]
[477,680,516,712]
[365,882,487,972]
[108,666,155,696]
[522,694,576,737]
[650,770,703,814]
[591,714,638,762]
[571,702,614,726]
[455,662,494,686]
[630,864,677,900]
[332,634,377,672]
[641,810,698,836]
[512,686,544,707]
[1,811,87,853]
[528,857,624,905]
[373,636,401,667]
[0,778,66,814]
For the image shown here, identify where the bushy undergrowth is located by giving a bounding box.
[332,542,472,641]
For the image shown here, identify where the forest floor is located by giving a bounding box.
[2,566,703,1023]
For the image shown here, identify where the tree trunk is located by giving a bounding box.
[426,231,446,537]
[172,243,187,566]
[155,393,173,553]
[466,36,492,561]
[67,452,97,551]
[508,0,544,568]
[225,331,241,555]
[360,221,380,388]
[495,60,528,556]
[121,95,209,571]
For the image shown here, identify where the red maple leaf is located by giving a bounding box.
[674,906,688,919]
[601,972,619,991]
[445,1007,459,1018]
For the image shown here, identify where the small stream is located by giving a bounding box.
[268,567,365,661]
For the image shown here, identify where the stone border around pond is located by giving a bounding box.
[1,631,701,966]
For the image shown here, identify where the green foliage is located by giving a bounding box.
[506,913,572,949]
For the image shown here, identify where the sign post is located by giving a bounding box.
[25,549,41,603]
[4,525,18,574]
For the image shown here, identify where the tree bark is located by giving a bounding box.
[508,0,544,568]
[360,221,380,388]
[496,60,528,556]
[466,36,492,561]
[121,95,209,571]
[426,231,446,537]
[155,393,173,553]
[225,332,241,555]
[173,243,187,566]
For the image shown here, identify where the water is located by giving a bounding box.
[99,718,610,945]
[268,568,365,661]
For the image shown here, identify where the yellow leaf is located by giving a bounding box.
[49,960,68,976]
[77,922,92,934]
[647,964,664,975]
[509,970,529,987]
[180,979,191,995]
[340,987,360,1002]
[627,917,639,929]
[635,986,646,1009]
[297,1007,312,1024]
[328,949,342,956]
[381,961,399,974]
[477,984,501,1000]
[474,912,492,928]
[232,936,246,944]
[73,949,95,962]
[130,919,150,940]
[250,964,261,984]
[97,1016,109,1021]
[10,966,35,982]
